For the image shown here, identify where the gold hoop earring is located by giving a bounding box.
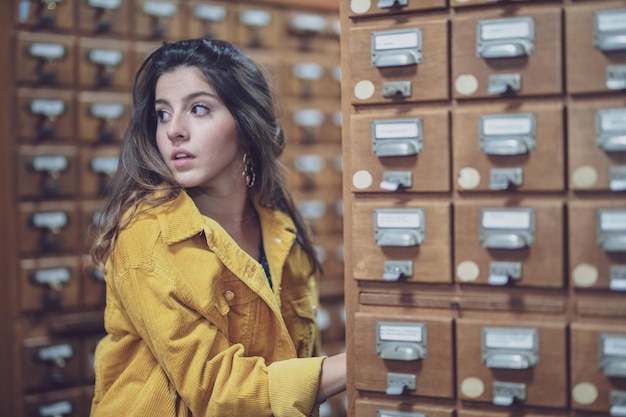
[242,153,256,188]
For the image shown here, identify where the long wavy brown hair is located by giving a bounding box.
[90,38,321,276]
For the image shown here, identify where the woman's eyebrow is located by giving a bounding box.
[155,91,218,106]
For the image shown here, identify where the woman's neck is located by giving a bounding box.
[188,187,261,258]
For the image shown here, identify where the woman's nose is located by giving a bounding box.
[167,114,189,142]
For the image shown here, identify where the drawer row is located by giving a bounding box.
[14,0,340,51]
[14,247,347,315]
[13,189,344,256]
[15,197,625,292]
[347,3,626,103]
[18,329,103,393]
[352,311,626,414]
[14,92,342,145]
[351,199,625,291]
[15,97,626,199]
[13,32,341,94]
[349,99,626,193]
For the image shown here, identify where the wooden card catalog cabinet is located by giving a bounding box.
[451,0,535,7]
[22,337,82,391]
[453,102,565,192]
[283,104,338,145]
[23,388,86,417]
[296,190,343,236]
[78,0,130,35]
[18,201,79,255]
[18,89,75,144]
[452,7,562,99]
[17,146,78,199]
[285,12,339,54]
[282,60,337,100]
[15,0,74,31]
[19,257,80,313]
[352,200,451,284]
[454,200,564,288]
[314,235,344,293]
[568,98,626,192]
[356,400,454,417]
[16,32,75,86]
[188,2,236,42]
[284,145,342,190]
[77,92,129,144]
[566,4,626,94]
[349,18,449,105]
[354,312,455,399]
[350,108,450,193]
[456,320,568,408]
[80,147,120,198]
[348,0,448,17]
[134,0,183,39]
[571,323,626,414]
[78,38,131,90]
[569,200,626,291]
[236,6,282,50]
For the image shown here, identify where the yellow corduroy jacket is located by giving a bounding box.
[90,191,325,417]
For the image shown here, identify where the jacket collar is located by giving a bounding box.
[154,190,297,248]
[155,191,206,245]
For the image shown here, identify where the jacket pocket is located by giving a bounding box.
[288,295,318,357]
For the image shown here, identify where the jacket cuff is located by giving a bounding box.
[267,356,326,417]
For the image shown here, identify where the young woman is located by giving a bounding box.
[89,38,346,417]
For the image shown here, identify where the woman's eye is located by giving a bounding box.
[156,109,170,122]
[191,104,210,116]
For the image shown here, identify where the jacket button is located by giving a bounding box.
[223,290,235,302]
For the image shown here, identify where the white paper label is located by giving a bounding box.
[481,19,531,41]
[295,155,324,173]
[291,13,326,32]
[298,200,326,219]
[88,0,122,10]
[375,121,419,139]
[33,268,71,285]
[596,9,626,33]
[39,401,73,417]
[91,157,119,174]
[30,43,66,59]
[482,210,531,230]
[600,211,626,231]
[293,63,323,80]
[142,1,177,17]
[32,212,68,229]
[483,114,533,136]
[333,111,342,128]
[88,49,123,66]
[30,99,65,117]
[599,109,626,132]
[603,335,626,356]
[379,412,425,417]
[240,10,271,27]
[379,324,423,342]
[332,66,342,82]
[374,30,419,51]
[90,103,124,119]
[314,245,327,263]
[33,156,68,172]
[38,344,74,361]
[485,329,535,349]
[376,211,422,229]
[193,5,226,21]
[294,109,324,127]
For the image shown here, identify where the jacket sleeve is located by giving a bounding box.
[113,263,325,417]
